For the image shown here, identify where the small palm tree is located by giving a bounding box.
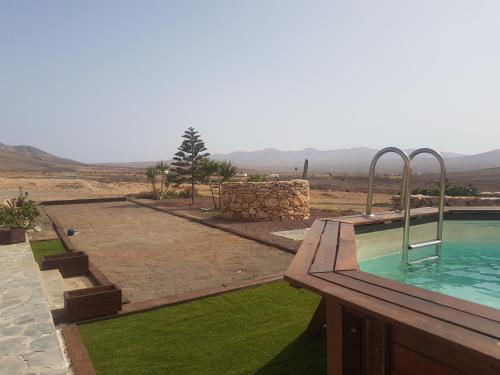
[200,158,220,209]
[145,161,178,199]
[145,166,159,198]
[217,160,237,209]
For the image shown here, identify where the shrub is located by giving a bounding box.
[178,187,197,199]
[0,200,40,230]
[247,174,266,182]
[412,183,479,197]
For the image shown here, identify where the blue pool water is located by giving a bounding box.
[359,239,500,309]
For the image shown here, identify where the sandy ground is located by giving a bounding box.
[309,190,391,213]
[44,201,293,302]
[0,175,149,201]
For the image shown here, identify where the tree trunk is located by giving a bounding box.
[208,178,217,209]
[151,181,158,200]
[159,177,164,200]
[218,183,222,211]
[191,163,195,204]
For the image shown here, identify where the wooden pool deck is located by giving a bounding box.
[285,207,500,375]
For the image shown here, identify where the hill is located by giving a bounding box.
[210,147,473,173]
[0,143,85,171]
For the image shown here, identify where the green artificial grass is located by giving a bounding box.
[80,282,326,375]
[30,239,66,265]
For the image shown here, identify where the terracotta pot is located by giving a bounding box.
[0,227,26,245]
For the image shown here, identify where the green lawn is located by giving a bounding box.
[30,239,66,265]
[80,282,326,375]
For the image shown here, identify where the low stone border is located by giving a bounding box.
[128,198,297,254]
[391,194,500,209]
[62,324,96,375]
[40,197,127,206]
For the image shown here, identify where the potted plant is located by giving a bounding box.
[0,199,39,245]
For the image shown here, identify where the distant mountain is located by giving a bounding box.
[3,142,500,174]
[0,143,84,171]
[210,147,472,173]
[96,161,159,168]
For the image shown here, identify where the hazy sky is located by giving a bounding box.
[2,1,500,163]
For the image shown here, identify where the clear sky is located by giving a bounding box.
[2,0,500,163]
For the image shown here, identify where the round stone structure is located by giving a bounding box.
[221,180,310,221]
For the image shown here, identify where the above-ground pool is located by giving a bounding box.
[357,220,500,309]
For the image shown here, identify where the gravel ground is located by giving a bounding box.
[44,201,292,302]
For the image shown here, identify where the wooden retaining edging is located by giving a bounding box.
[40,197,127,206]
[41,251,89,277]
[40,205,124,320]
[65,284,122,322]
[62,324,97,375]
[61,273,284,375]
[40,206,114,286]
[74,274,284,324]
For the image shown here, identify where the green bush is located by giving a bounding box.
[247,174,266,182]
[0,200,40,229]
[412,183,479,197]
[177,187,197,199]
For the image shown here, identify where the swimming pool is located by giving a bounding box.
[358,221,500,309]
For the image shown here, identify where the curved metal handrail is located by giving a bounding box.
[365,147,412,216]
[400,148,446,263]
[365,147,412,253]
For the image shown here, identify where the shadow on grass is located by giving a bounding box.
[255,333,326,375]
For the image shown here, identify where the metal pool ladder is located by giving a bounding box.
[365,147,446,265]
[403,148,446,264]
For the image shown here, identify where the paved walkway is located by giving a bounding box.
[0,240,67,375]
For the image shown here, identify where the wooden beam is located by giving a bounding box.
[327,299,343,375]
[305,297,326,335]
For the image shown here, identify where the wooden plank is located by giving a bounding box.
[340,270,500,323]
[334,207,438,226]
[391,343,467,375]
[285,220,327,278]
[40,251,89,277]
[391,325,500,375]
[119,274,284,317]
[64,285,122,322]
[313,272,500,339]
[61,324,97,375]
[310,221,339,273]
[305,297,326,335]
[342,309,363,375]
[327,298,343,375]
[364,317,387,375]
[288,273,500,362]
[41,197,126,206]
[334,223,359,271]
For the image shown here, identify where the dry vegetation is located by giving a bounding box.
[4,166,497,216]
[0,168,396,215]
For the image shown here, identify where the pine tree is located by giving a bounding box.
[172,127,209,204]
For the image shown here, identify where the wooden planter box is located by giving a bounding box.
[41,251,89,277]
[0,227,26,245]
[64,284,122,322]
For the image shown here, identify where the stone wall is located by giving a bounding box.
[391,193,500,209]
[221,180,310,221]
